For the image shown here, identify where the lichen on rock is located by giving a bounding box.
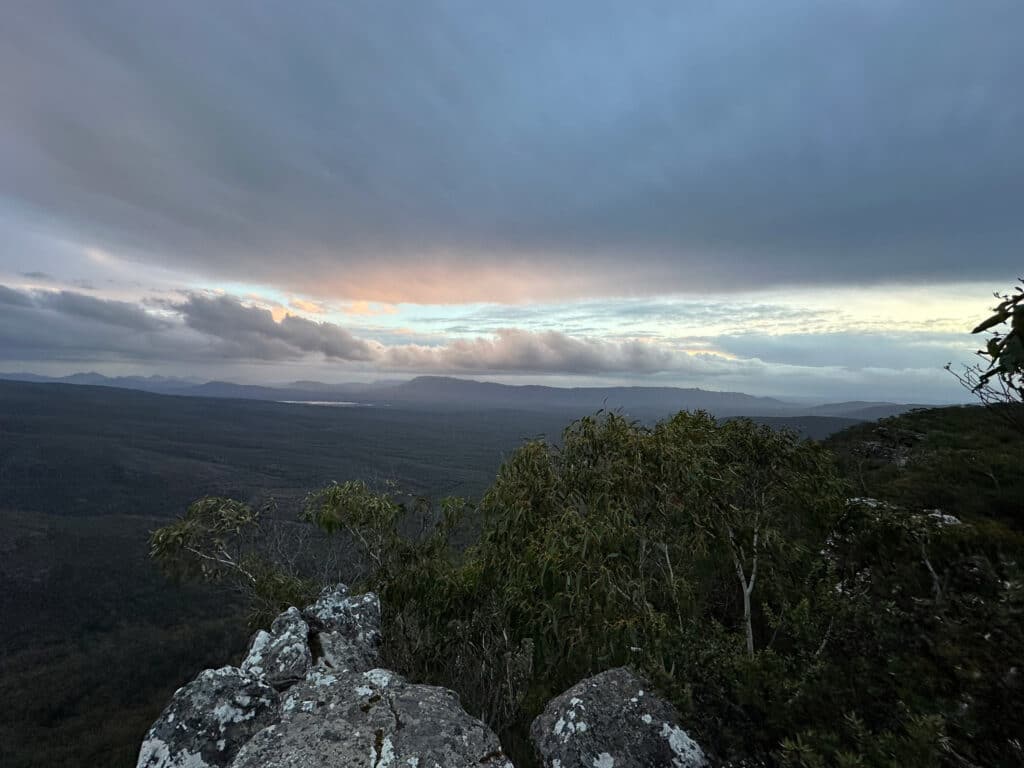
[531,667,707,768]
[240,606,312,689]
[136,666,278,768]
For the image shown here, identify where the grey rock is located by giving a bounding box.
[318,627,378,673]
[136,665,278,768]
[230,666,511,768]
[531,667,706,768]
[301,582,352,627]
[139,589,512,768]
[303,584,381,672]
[241,607,312,689]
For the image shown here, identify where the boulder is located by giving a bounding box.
[531,667,706,768]
[137,665,278,768]
[241,606,312,689]
[303,584,382,672]
[231,666,511,768]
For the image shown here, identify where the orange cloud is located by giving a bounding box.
[289,253,659,304]
[289,297,325,314]
[341,300,398,316]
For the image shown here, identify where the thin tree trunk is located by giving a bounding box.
[728,525,758,658]
[741,584,753,656]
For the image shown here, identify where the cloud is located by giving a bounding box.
[0,284,34,307]
[289,298,325,314]
[0,2,1020,302]
[341,301,398,317]
[38,290,168,331]
[0,284,745,375]
[0,285,189,363]
[715,332,972,371]
[0,284,980,400]
[177,294,376,361]
[380,329,687,375]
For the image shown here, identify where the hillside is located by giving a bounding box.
[0,372,930,420]
[825,404,1024,529]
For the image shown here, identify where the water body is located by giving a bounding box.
[277,400,368,407]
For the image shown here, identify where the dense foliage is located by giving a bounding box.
[153,409,1024,766]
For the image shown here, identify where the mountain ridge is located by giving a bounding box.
[0,371,931,419]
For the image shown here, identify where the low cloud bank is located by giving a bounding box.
[0,284,976,401]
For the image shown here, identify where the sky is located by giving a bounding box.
[0,1,1020,402]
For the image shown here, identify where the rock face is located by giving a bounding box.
[233,666,510,768]
[303,584,382,672]
[241,606,312,689]
[136,584,511,768]
[531,667,707,768]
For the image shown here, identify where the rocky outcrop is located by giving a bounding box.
[136,584,511,768]
[139,587,713,768]
[854,425,924,468]
[531,667,707,768]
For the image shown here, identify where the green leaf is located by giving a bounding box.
[972,310,1010,334]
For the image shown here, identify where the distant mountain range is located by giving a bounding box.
[0,371,931,421]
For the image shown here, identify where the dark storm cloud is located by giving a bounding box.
[1,1,1020,300]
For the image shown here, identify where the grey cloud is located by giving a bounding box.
[178,294,376,361]
[0,285,189,363]
[380,328,748,376]
[38,290,168,330]
[0,285,34,306]
[0,2,1020,301]
[0,284,728,374]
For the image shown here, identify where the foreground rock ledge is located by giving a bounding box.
[137,584,511,768]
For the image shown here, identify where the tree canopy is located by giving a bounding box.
[152,410,1024,767]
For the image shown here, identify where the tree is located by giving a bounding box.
[948,279,1024,431]
[150,496,323,626]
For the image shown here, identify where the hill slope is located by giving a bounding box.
[825,404,1024,529]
